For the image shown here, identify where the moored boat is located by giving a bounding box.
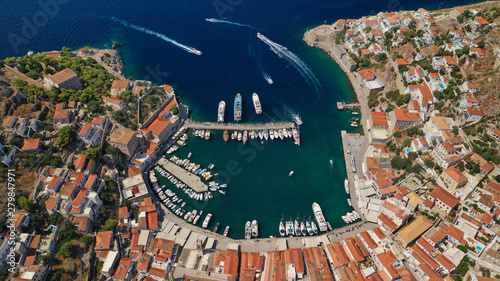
[344,178,349,194]
[243,131,248,144]
[205,130,210,140]
[245,221,252,239]
[347,199,352,206]
[252,93,262,114]
[238,132,242,141]
[231,131,237,139]
[300,221,307,236]
[312,202,328,232]
[234,93,242,122]
[294,220,300,236]
[251,220,259,238]
[306,220,313,236]
[202,213,212,229]
[223,130,229,142]
[224,226,230,236]
[218,101,226,122]
[286,220,294,236]
[311,221,318,234]
[279,221,285,237]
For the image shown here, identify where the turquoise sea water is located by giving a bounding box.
[0,0,479,238]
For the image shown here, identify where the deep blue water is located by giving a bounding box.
[0,0,479,237]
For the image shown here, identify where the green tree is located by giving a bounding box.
[118,90,134,102]
[18,196,35,212]
[58,242,76,258]
[39,254,51,266]
[57,126,77,149]
[424,159,435,168]
[83,145,101,160]
[102,219,117,231]
[171,104,179,115]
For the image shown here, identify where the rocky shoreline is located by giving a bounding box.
[76,47,126,80]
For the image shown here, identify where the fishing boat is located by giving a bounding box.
[243,131,248,144]
[234,93,242,122]
[347,199,352,206]
[312,202,328,232]
[344,178,349,194]
[245,221,252,239]
[218,101,225,122]
[251,220,259,238]
[223,130,229,142]
[306,220,313,235]
[289,171,294,176]
[252,93,262,114]
[202,213,212,229]
[286,220,294,236]
[223,226,230,236]
[205,130,210,140]
[294,219,301,236]
[279,221,285,237]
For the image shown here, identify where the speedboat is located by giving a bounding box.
[205,130,210,140]
[251,220,259,238]
[231,131,238,140]
[352,111,359,115]
[218,101,225,122]
[245,221,252,239]
[327,222,333,231]
[264,130,269,140]
[279,129,284,140]
[294,115,303,126]
[300,221,307,236]
[238,132,242,141]
[286,220,294,236]
[289,171,294,177]
[243,131,248,144]
[294,220,301,236]
[345,178,349,194]
[279,221,285,237]
[269,130,274,140]
[306,220,313,236]
[252,93,262,114]
[311,221,318,234]
[347,199,352,206]
[224,226,230,236]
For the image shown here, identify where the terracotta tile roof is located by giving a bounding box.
[372,227,386,240]
[371,29,383,35]
[45,196,60,211]
[163,84,172,92]
[147,211,159,230]
[396,58,410,65]
[108,128,136,145]
[373,144,388,153]
[111,80,130,90]
[446,225,464,242]
[475,17,490,25]
[106,96,124,105]
[429,186,460,208]
[78,123,92,136]
[361,48,369,55]
[412,244,439,269]
[371,112,388,126]
[128,167,141,177]
[466,106,484,116]
[478,213,493,225]
[486,181,500,195]
[359,231,378,249]
[379,184,399,195]
[24,234,40,266]
[73,216,90,232]
[366,157,380,170]
[95,231,113,251]
[46,176,60,190]
[430,229,446,244]
[358,69,376,80]
[326,242,350,267]
[83,174,97,190]
[58,182,78,197]
[436,254,455,271]
[470,47,484,56]
[442,167,468,185]
[14,213,27,229]
[441,142,456,153]
[73,154,87,170]
[119,207,128,219]
[418,262,443,280]
[443,56,457,65]
[378,251,399,279]
[91,116,104,125]
[112,258,132,281]
[142,117,171,136]
[303,247,334,280]
[139,197,156,213]
[134,86,146,96]
[417,237,434,252]
[378,213,398,230]
[72,189,87,207]
[22,138,41,151]
[48,68,78,85]
[223,255,239,276]
[398,216,433,245]
[365,20,378,25]
[147,267,166,279]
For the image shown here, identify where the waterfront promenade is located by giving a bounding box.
[157,158,209,192]
[185,119,296,131]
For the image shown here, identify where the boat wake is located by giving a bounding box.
[249,45,273,85]
[256,33,322,96]
[206,18,256,29]
[111,17,202,55]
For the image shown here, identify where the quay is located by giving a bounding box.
[157,158,208,193]
[185,119,296,131]
[337,102,361,110]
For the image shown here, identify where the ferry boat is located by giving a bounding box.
[279,221,285,237]
[286,220,294,236]
[344,178,349,194]
[245,221,252,239]
[234,93,242,122]
[223,226,230,236]
[312,202,328,232]
[306,221,313,235]
[223,130,229,142]
[251,220,259,238]
[218,101,225,122]
[202,213,212,229]
[243,131,248,144]
[252,93,262,114]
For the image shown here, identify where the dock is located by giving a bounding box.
[337,102,361,110]
[157,158,208,193]
[185,119,296,131]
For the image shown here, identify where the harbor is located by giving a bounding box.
[157,158,209,193]
[185,119,297,131]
